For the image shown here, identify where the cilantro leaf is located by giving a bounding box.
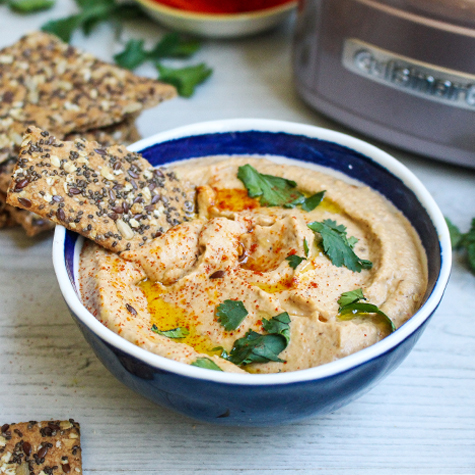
[228,331,286,366]
[307,219,373,272]
[42,14,83,42]
[211,346,229,359]
[237,164,303,207]
[301,190,326,212]
[446,217,463,250]
[114,39,148,70]
[191,357,223,371]
[8,0,54,12]
[41,0,144,42]
[151,324,189,339]
[337,289,395,333]
[114,33,202,70]
[446,217,475,275]
[460,218,475,274]
[110,3,144,21]
[156,62,212,98]
[215,300,248,331]
[227,313,291,366]
[337,288,366,308]
[262,312,291,345]
[303,237,309,257]
[150,32,201,59]
[285,254,306,270]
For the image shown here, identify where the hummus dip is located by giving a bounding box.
[79,157,428,374]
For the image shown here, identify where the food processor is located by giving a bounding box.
[293,0,475,167]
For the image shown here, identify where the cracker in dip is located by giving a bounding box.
[78,156,428,374]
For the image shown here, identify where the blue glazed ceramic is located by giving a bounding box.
[53,119,451,426]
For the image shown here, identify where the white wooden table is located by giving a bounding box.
[1,2,474,473]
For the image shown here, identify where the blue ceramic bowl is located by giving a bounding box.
[52,119,451,426]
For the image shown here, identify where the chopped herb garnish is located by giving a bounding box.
[113,38,148,70]
[446,217,475,274]
[150,31,201,58]
[262,312,291,345]
[338,289,395,333]
[307,219,373,272]
[8,0,54,12]
[227,313,291,366]
[446,217,463,249]
[114,32,201,70]
[211,346,229,359]
[303,237,310,257]
[285,254,306,270]
[237,164,304,207]
[215,300,248,331]
[228,331,286,366]
[156,62,212,98]
[42,0,145,42]
[237,164,327,212]
[337,288,366,308]
[151,324,189,339]
[301,190,326,212]
[191,357,223,371]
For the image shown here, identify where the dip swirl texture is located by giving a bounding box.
[79,157,428,373]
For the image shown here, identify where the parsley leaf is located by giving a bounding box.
[151,324,189,339]
[445,217,475,274]
[337,288,366,308]
[149,32,201,59]
[301,190,326,212]
[156,62,212,98]
[237,164,326,212]
[303,237,309,257]
[227,313,291,366]
[338,289,395,333]
[8,0,54,12]
[228,332,286,366]
[41,0,144,42]
[215,300,248,331]
[211,346,229,359]
[446,217,463,250]
[191,357,223,371]
[460,218,475,274]
[285,254,306,270]
[114,33,201,70]
[307,219,373,272]
[113,39,148,70]
[262,312,291,345]
[42,15,82,42]
[237,164,304,207]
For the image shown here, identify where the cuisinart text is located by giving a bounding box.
[343,38,475,110]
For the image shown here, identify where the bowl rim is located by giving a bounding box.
[134,0,297,21]
[53,118,452,386]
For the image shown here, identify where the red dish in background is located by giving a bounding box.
[149,0,294,14]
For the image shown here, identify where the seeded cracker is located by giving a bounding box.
[64,115,141,148]
[0,420,82,475]
[0,31,176,164]
[7,127,196,252]
[0,194,16,229]
[0,192,54,236]
[0,119,140,236]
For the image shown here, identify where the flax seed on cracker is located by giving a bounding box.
[7,127,196,252]
[0,420,82,475]
[64,115,141,148]
[0,192,55,236]
[0,31,176,164]
[0,119,141,237]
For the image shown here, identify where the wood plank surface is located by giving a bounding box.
[0,2,474,474]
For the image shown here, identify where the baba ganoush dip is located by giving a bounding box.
[79,156,428,374]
